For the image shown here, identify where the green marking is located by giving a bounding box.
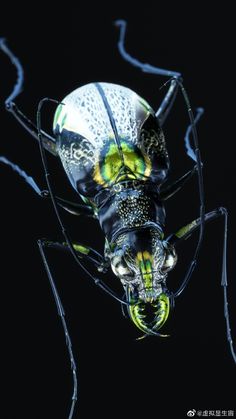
[79,194,98,216]
[61,112,67,129]
[53,104,67,131]
[101,141,145,182]
[109,241,116,252]
[139,97,152,113]
[156,294,170,326]
[62,242,90,255]
[73,244,90,255]
[93,138,152,186]
[143,260,153,288]
[53,104,63,130]
[175,220,198,239]
[101,142,123,182]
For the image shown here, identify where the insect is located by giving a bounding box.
[1,20,235,419]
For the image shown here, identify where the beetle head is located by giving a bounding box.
[110,227,177,335]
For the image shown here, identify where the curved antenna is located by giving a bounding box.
[0,156,42,196]
[114,20,181,78]
[0,37,24,106]
[0,39,57,155]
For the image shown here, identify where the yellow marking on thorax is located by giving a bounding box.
[136,251,154,288]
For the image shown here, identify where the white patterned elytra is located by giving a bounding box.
[53,82,168,194]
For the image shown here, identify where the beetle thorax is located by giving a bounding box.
[97,183,165,243]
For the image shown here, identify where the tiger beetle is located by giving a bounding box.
[0,19,235,419]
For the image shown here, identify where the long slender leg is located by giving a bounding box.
[166,207,236,364]
[7,102,57,155]
[37,238,137,419]
[167,208,223,298]
[160,165,197,201]
[38,239,77,419]
[0,38,57,155]
[159,104,204,201]
[156,79,180,127]
[56,197,95,218]
[166,207,224,247]
[40,239,107,271]
[184,107,204,162]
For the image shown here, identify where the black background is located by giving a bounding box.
[1,3,235,419]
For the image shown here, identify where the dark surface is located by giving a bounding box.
[0,3,235,419]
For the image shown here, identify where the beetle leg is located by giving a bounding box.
[156,79,180,126]
[184,107,204,162]
[0,155,97,217]
[166,207,225,248]
[166,208,225,296]
[166,207,236,364]
[166,207,225,297]
[7,102,57,155]
[39,239,107,271]
[37,239,77,418]
[56,197,96,218]
[159,165,198,201]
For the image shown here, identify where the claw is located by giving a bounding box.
[127,291,170,337]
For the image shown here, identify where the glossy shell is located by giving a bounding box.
[53,82,169,197]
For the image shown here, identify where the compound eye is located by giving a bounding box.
[161,247,177,273]
[111,255,134,279]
